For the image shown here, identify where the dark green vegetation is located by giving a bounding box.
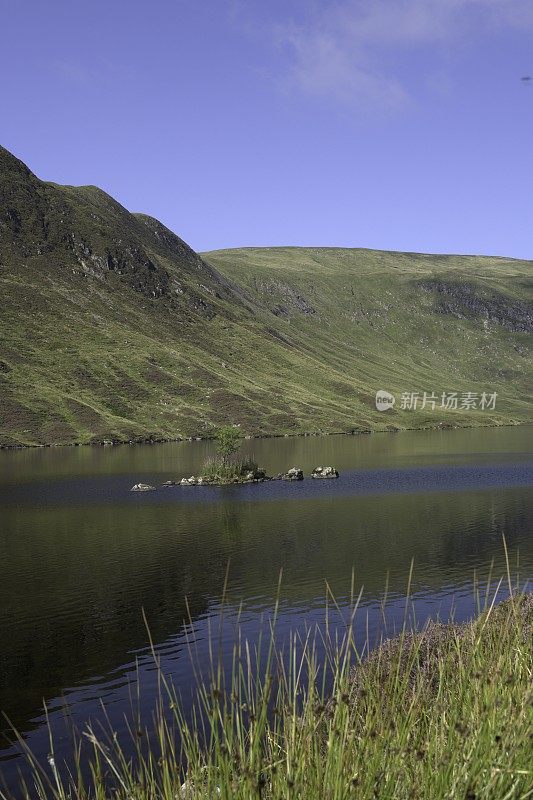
[12,593,533,799]
[198,426,263,484]
[1,146,532,446]
[200,456,261,484]
[214,425,241,465]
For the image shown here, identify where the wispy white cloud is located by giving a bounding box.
[272,0,533,110]
[281,25,409,110]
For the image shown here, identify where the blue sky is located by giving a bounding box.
[1,0,532,257]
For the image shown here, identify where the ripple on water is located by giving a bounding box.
[0,428,532,792]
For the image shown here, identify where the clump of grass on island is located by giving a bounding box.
[200,456,259,483]
[200,426,261,484]
[11,579,533,800]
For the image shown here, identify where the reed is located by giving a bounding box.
[4,578,532,800]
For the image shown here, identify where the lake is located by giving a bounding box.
[0,426,532,792]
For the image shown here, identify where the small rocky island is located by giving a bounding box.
[131,465,339,491]
[130,424,340,491]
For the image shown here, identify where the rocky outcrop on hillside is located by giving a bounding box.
[252,278,315,316]
[0,145,242,305]
[418,279,533,333]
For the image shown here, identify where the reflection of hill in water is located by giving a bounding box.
[0,503,215,747]
[217,486,532,601]
[1,476,532,749]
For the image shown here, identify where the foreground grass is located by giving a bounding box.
[8,590,533,800]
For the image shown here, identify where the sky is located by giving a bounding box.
[1,0,532,258]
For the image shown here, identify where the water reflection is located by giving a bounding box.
[0,427,531,791]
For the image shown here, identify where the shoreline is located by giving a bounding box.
[0,419,531,452]
[4,592,531,799]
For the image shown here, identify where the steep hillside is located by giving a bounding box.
[0,146,531,446]
[206,246,533,431]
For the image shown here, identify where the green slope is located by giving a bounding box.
[0,146,532,446]
[206,246,533,431]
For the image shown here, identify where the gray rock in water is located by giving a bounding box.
[180,476,200,486]
[282,467,304,481]
[311,466,339,479]
[130,483,156,492]
[161,480,176,487]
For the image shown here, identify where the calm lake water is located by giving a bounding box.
[0,426,532,792]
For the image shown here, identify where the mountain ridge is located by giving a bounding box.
[1,146,531,446]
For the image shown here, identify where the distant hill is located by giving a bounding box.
[0,146,531,446]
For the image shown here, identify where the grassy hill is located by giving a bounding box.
[0,145,532,446]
